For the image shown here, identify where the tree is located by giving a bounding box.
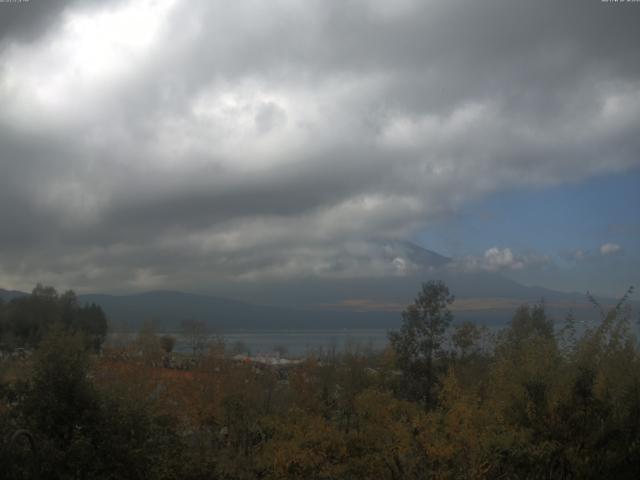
[181,318,209,356]
[18,325,185,479]
[0,286,108,351]
[496,302,555,359]
[20,324,100,477]
[451,321,483,360]
[77,303,108,352]
[388,280,454,407]
[8,285,61,346]
[159,335,176,354]
[508,302,552,341]
[136,320,163,366]
[31,284,58,301]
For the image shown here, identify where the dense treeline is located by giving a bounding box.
[0,285,108,352]
[0,282,639,479]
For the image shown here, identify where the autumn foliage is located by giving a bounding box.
[1,284,639,479]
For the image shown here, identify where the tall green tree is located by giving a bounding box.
[181,318,210,356]
[389,280,454,407]
[15,325,184,479]
[0,285,107,351]
[451,321,484,360]
[20,325,100,478]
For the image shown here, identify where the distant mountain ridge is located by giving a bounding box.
[0,289,27,302]
[1,283,613,332]
[1,243,627,331]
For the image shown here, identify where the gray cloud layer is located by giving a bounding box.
[0,0,639,291]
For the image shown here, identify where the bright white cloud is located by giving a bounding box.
[573,249,587,261]
[600,243,622,255]
[484,248,522,271]
[453,248,550,273]
[0,0,176,122]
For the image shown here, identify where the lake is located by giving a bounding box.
[214,329,391,357]
[109,329,391,357]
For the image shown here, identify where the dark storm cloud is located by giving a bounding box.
[0,0,110,45]
[0,0,639,291]
[0,0,71,44]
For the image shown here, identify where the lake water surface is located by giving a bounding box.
[215,330,390,356]
[110,329,391,357]
[112,321,629,358]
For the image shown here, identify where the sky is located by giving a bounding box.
[0,0,639,298]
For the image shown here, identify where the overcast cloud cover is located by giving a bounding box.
[0,0,639,294]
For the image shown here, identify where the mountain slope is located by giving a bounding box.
[0,244,623,330]
[0,288,28,302]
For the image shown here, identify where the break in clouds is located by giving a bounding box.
[0,0,639,291]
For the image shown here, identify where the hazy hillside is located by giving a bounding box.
[0,245,618,332]
[0,289,27,302]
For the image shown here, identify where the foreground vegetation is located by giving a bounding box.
[1,283,639,479]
